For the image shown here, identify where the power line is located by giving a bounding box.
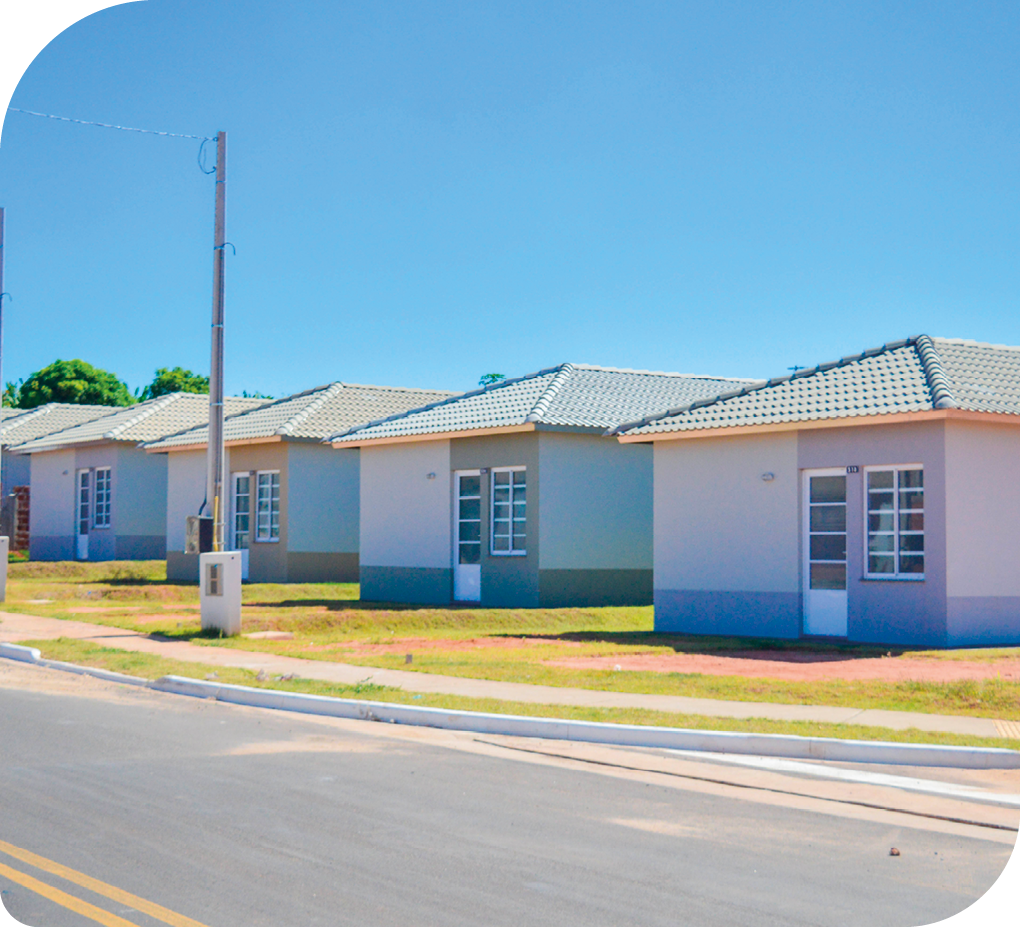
[7,107,213,141]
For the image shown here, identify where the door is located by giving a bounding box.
[453,470,481,602]
[75,469,90,560]
[231,472,251,580]
[803,469,848,636]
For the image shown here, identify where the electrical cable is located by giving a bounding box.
[8,107,214,140]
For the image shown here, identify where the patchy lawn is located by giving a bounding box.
[6,561,1020,720]
[21,638,1020,751]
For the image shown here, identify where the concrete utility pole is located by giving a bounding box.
[206,132,227,552]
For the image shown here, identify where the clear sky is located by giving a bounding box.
[1,1,1018,398]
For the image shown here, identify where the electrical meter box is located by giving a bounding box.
[199,551,242,636]
[185,516,213,555]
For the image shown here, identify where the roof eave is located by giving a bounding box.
[147,434,285,454]
[330,422,537,448]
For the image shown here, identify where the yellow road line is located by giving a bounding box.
[0,861,140,927]
[0,839,210,927]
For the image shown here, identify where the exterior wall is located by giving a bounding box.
[799,420,947,646]
[451,433,541,607]
[2,452,31,497]
[28,449,76,560]
[229,443,289,583]
[944,421,1020,645]
[286,442,359,581]
[537,433,653,606]
[112,444,166,560]
[165,449,207,581]
[359,440,452,604]
[652,432,801,637]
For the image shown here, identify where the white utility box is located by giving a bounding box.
[0,536,8,602]
[199,551,242,636]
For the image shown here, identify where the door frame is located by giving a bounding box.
[230,471,251,581]
[75,468,91,561]
[802,467,849,637]
[452,469,482,602]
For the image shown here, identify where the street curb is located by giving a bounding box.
[3,643,1019,769]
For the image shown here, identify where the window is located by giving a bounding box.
[807,473,846,590]
[457,473,481,564]
[93,468,111,528]
[255,471,280,541]
[233,474,251,550]
[77,470,90,536]
[491,467,526,555]
[866,467,924,578]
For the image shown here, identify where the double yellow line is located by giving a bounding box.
[0,839,210,927]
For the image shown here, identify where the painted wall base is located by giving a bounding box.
[167,550,200,582]
[360,565,452,605]
[539,569,653,607]
[947,597,1020,647]
[29,536,75,561]
[654,589,802,639]
[287,552,359,583]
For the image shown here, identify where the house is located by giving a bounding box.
[14,393,264,562]
[143,382,457,583]
[330,364,751,607]
[2,404,117,551]
[612,336,1020,648]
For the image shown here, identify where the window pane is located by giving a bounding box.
[869,554,895,573]
[899,533,925,553]
[493,503,510,521]
[900,469,923,488]
[459,498,480,520]
[513,485,526,503]
[810,563,846,590]
[460,521,480,542]
[900,490,924,510]
[493,486,510,503]
[869,512,894,532]
[868,492,894,511]
[868,470,894,489]
[868,534,895,553]
[810,505,846,532]
[899,554,925,573]
[459,542,480,564]
[459,475,480,496]
[810,535,846,561]
[513,471,526,486]
[492,535,509,551]
[493,471,510,486]
[810,476,846,504]
[900,512,924,531]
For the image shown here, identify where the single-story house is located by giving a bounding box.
[330,363,751,608]
[143,381,457,583]
[612,335,1020,648]
[15,393,264,561]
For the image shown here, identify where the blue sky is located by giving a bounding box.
[1,1,1018,397]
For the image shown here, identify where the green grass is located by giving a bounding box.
[7,561,1020,721]
[22,638,1020,752]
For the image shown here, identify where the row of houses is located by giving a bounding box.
[4,334,1019,647]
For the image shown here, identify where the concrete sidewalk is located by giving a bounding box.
[0,610,1014,739]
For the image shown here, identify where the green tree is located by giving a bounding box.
[478,373,506,387]
[18,359,134,409]
[140,367,210,400]
[3,379,22,408]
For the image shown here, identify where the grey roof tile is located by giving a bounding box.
[143,382,458,450]
[14,394,267,452]
[1,403,120,449]
[613,336,1020,436]
[331,364,752,442]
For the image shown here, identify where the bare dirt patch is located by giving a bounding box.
[304,636,580,655]
[546,651,1020,683]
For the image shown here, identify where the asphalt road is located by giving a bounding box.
[0,665,1014,927]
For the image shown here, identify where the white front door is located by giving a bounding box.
[231,472,251,581]
[803,469,848,636]
[453,470,481,602]
[75,469,90,560]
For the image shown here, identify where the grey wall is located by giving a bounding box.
[652,432,801,637]
[799,420,947,646]
[165,448,207,553]
[2,452,30,496]
[944,420,1020,645]
[359,440,452,603]
[28,449,75,560]
[288,443,359,554]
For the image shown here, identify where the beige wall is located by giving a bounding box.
[945,420,1020,598]
[165,449,207,551]
[653,431,800,593]
[360,440,452,568]
[229,443,289,581]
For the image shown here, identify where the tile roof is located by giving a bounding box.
[2,403,115,448]
[613,336,1020,437]
[330,364,752,443]
[14,393,267,453]
[143,382,458,450]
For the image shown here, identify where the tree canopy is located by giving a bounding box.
[17,359,134,409]
[478,373,506,387]
[140,367,210,400]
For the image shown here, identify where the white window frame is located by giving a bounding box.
[232,471,252,550]
[255,470,281,542]
[490,466,526,556]
[863,464,924,581]
[93,467,112,529]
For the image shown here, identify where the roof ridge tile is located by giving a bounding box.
[915,335,958,410]
[103,394,180,439]
[277,383,345,436]
[525,364,574,423]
